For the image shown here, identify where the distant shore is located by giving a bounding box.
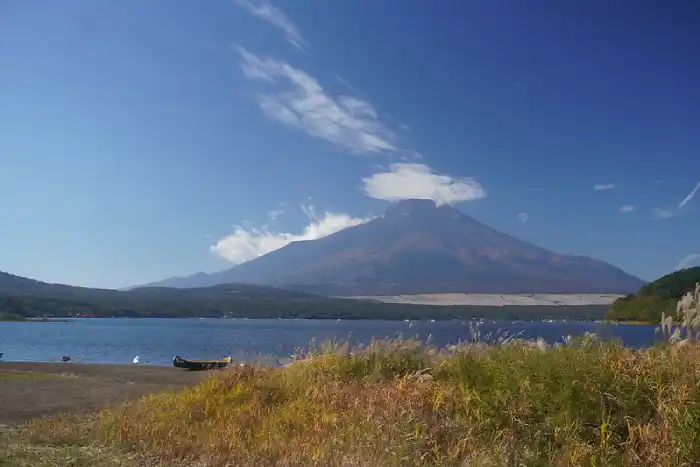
[349,293,623,307]
[0,315,74,322]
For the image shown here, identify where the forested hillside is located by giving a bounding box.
[0,271,608,321]
[606,267,700,322]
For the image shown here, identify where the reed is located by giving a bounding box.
[21,284,700,466]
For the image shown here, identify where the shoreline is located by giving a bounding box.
[349,293,624,307]
[0,361,206,424]
[3,313,615,322]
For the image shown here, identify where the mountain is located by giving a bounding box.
[143,199,645,295]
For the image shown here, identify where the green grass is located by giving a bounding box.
[14,337,700,467]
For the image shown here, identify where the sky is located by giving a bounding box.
[1,0,699,289]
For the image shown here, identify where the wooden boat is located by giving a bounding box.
[172,355,232,371]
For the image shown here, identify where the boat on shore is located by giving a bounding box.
[172,355,232,371]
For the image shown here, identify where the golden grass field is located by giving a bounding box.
[2,336,700,467]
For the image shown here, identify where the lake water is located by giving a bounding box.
[0,318,660,366]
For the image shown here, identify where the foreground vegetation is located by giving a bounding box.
[607,266,700,323]
[5,283,699,466]
[3,335,697,467]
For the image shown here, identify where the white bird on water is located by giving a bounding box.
[133,356,140,364]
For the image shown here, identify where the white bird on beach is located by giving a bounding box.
[133,356,140,364]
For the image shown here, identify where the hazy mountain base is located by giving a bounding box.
[350,293,623,306]
[0,271,610,320]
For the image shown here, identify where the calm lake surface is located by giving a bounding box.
[0,318,660,366]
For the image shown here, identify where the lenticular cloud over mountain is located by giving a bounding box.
[362,163,486,205]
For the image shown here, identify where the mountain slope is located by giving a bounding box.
[143,199,645,295]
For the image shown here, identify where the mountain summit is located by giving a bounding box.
[145,199,645,295]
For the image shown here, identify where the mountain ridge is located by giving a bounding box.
[141,199,645,295]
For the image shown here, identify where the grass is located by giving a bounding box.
[8,283,700,466]
[12,337,700,467]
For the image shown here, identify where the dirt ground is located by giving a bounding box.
[0,362,207,424]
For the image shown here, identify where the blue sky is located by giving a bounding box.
[1,0,699,288]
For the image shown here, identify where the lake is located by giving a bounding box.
[0,318,661,366]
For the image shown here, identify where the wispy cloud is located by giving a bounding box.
[678,181,700,209]
[211,205,371,264]
[593,184,615,191]
[362,163,486,206]
[267,209,284,221]
[675,253,700,271]
[651,180,700,220]
[619,205,636,213]
[651,208,677,220]
[233,0,307,51]
[516,212,529,224]
[236,46,397,154]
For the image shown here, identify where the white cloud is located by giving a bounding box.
[593,184,615,191]
[675,253,700,270]
[362,163,486,205]
[516,212,529,223]
[211,206,371,264]
[619,205,636,213]
[236,46,397,154]
[233,0,307,51]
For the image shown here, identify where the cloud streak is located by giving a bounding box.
[516,212,529,223]
[651,180,700,220]
[236,46,397,154]
[619,205,636,213]
[211,205,371,264]
[362,163,486,205]
[233,0,307,51]
[678,181,700,209]
[651,208,677,220]
[593,184,615,191]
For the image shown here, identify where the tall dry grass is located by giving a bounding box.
[25,284,700,467]
[25,338,700,467]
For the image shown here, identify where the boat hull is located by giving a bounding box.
[172,356,232,371]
